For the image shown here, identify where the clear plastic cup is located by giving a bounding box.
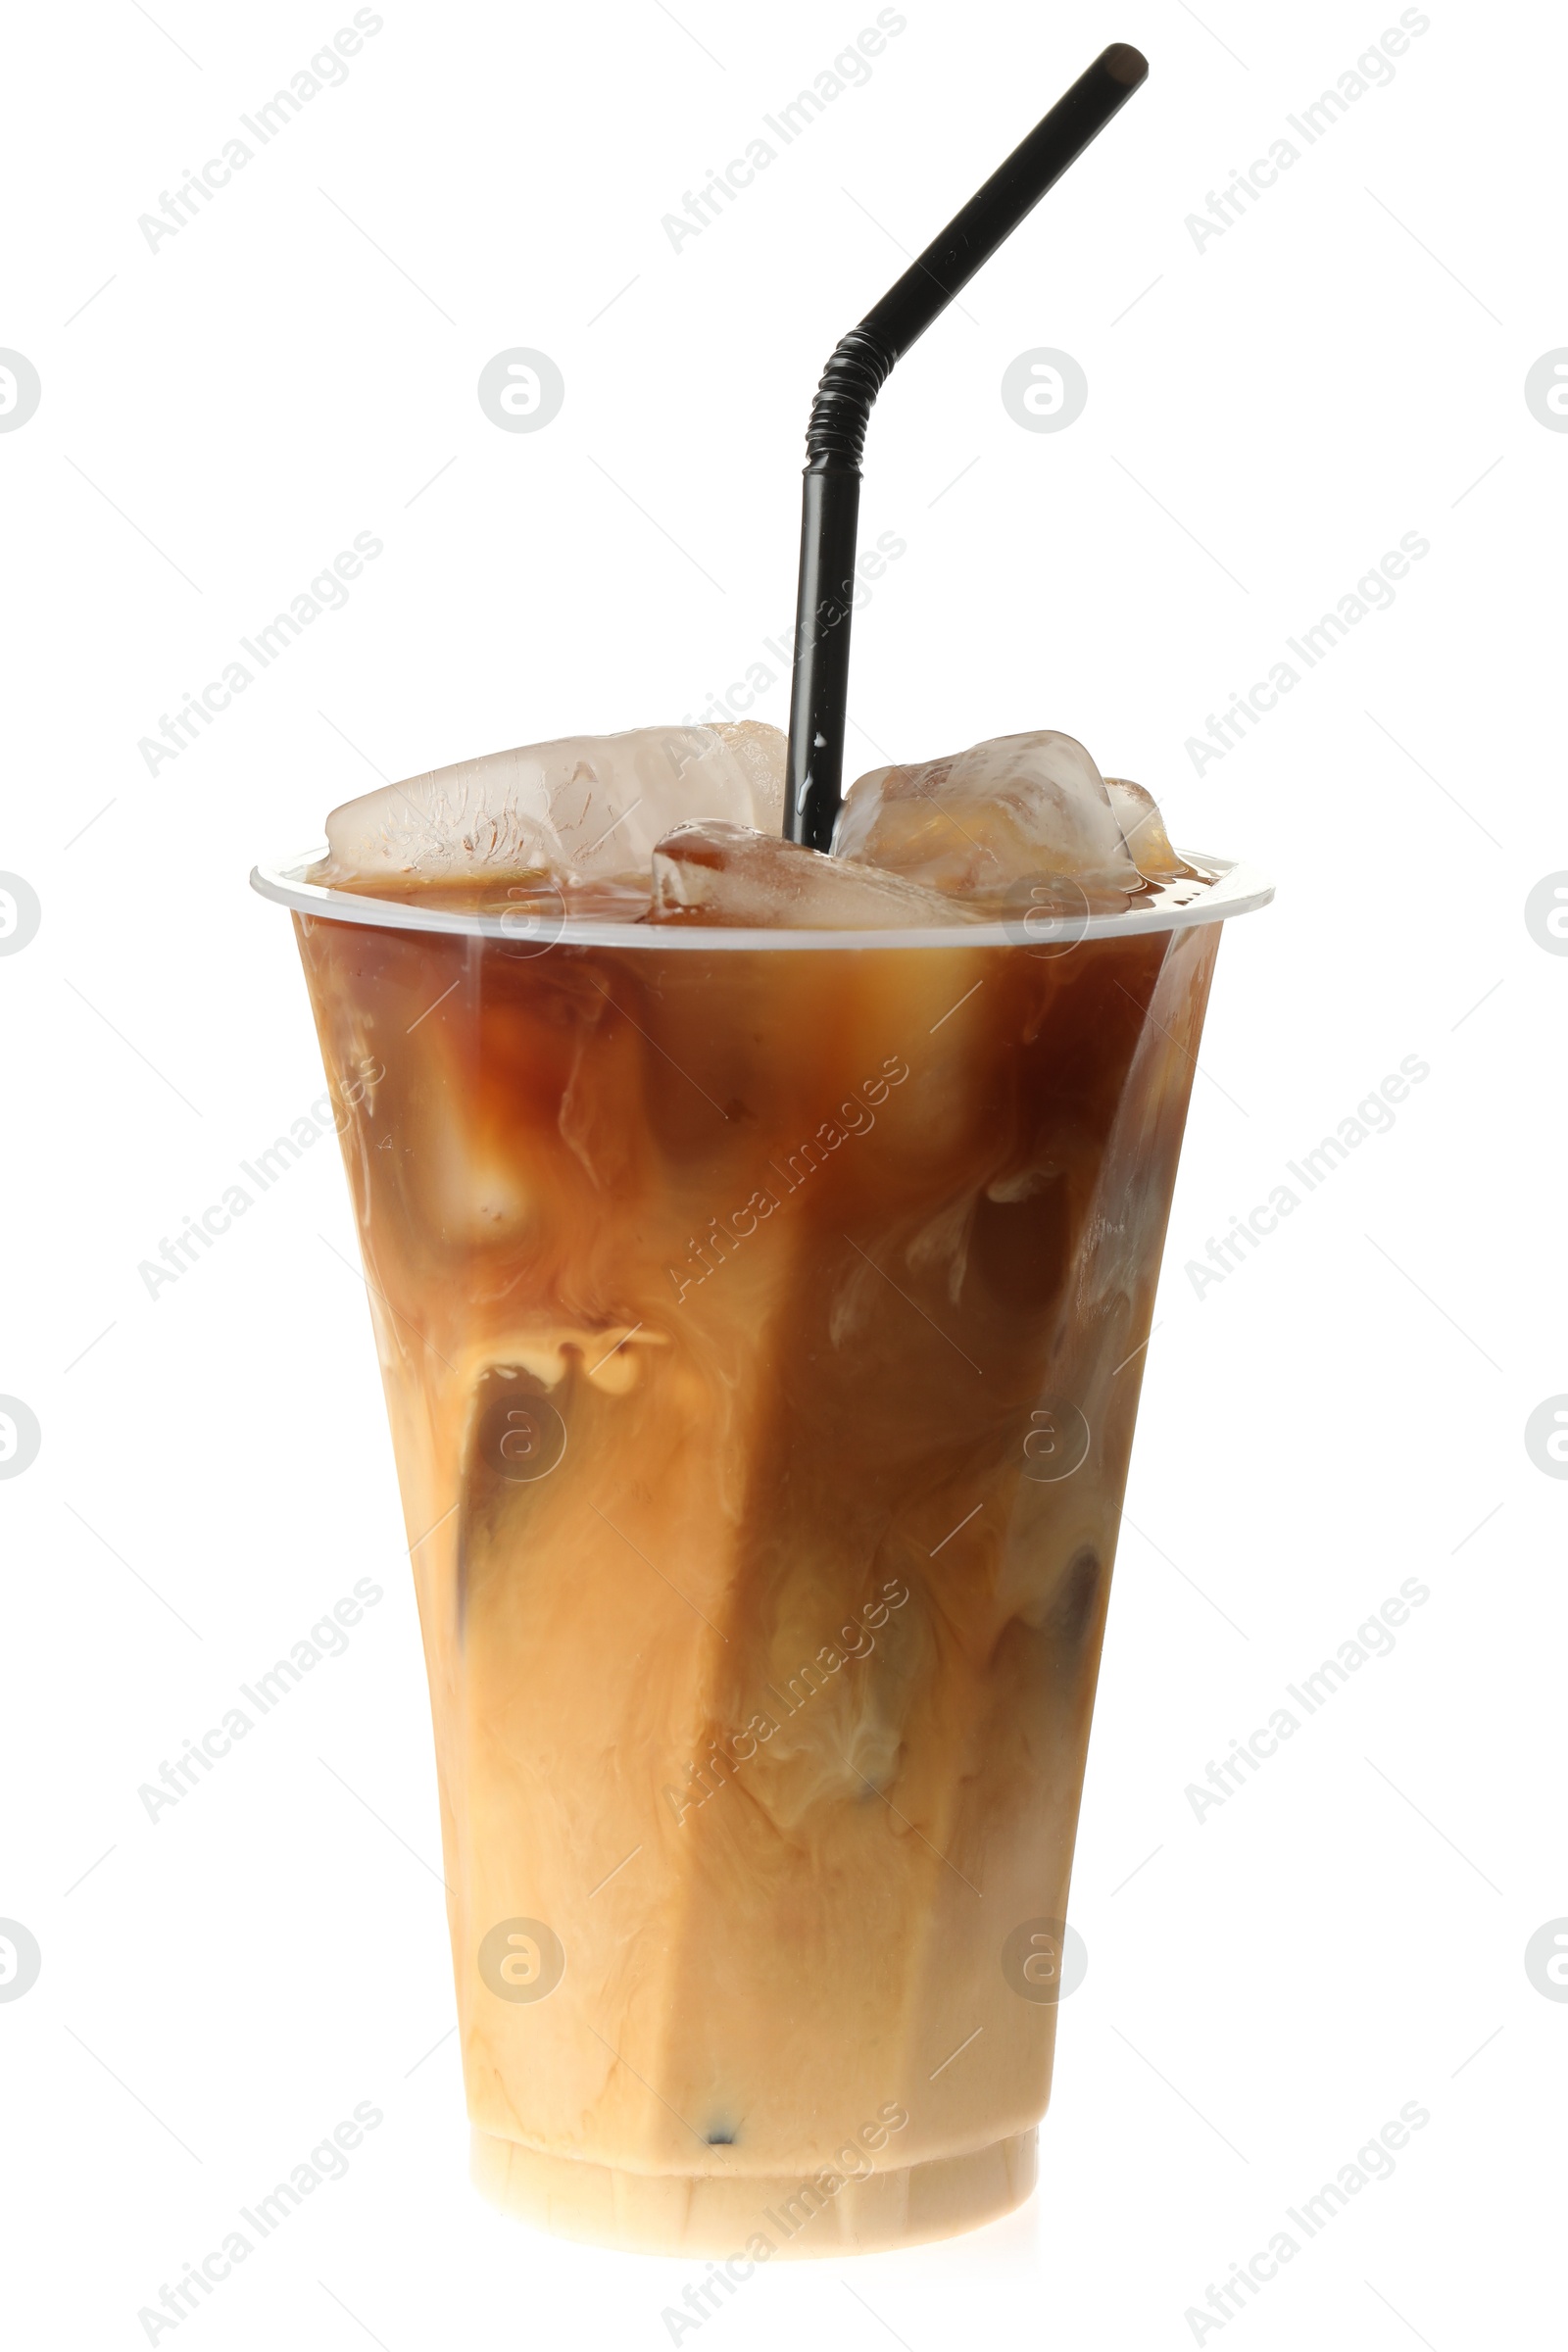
[251,846,1270,2257]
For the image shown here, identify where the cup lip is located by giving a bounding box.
[250,846,1273,951]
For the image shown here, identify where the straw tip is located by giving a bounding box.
[1101,42,1150,87]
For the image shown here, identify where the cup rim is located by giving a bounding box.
[250,846,1273,951]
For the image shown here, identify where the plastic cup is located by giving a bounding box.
[251,848,1270,2256]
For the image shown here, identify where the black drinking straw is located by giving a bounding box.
[783,43,1150,852]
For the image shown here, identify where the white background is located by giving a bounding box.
[2,0,1562,2345]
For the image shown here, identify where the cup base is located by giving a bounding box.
[470,2125,1038,2257]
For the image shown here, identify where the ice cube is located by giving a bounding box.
[833,729,1144,910]
[316,722,786,888]
[647,821,980,929]
[1104,778,1200,882]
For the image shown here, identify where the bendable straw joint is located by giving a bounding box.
[805,327,896,470]
[783,44,1149,850]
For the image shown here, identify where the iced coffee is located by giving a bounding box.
[270,721,1262,2255]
